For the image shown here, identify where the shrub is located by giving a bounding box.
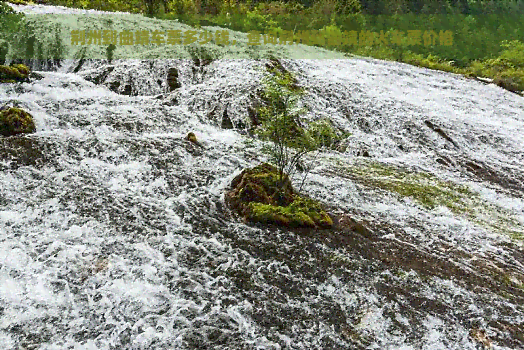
[307,118,348,149]
[497,40,524,68]
[255,66,315,187]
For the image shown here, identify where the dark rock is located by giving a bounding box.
[220,104,233,129]
[462,159,524,194]
[108,81,120,93]
[73,54,85,73]
[436,155,454,167]
[83,65,115,85]
[167,67,180,91]
[0,136,47,169]
[29,71,44,81]
[334,215,374,238]
[356,149,370,157]
[247,106,260,127]
[122,84,132,96]
[424,120,458,148]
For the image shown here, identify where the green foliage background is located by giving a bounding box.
[2,0,524,92]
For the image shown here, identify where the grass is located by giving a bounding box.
[347,161,473,214]
[328,159,524,241]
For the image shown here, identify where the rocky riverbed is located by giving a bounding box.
[0,3,523,349]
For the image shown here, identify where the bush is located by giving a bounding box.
[497,40,524,68]
[492,69,524,94]
[255,66,315,187]
[0,1,24,38]
[307,118,348,149]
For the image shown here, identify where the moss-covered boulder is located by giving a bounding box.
[0,64,31,83]
[0,107,36,137]
[226,163,333,228]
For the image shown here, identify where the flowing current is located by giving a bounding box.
[1,3,524,349]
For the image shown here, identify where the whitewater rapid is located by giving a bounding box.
[0,3,523,349]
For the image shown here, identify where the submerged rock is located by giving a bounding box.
[0,136,47,169]
[0,64,31,83]
[0,107,36,137]
[167,67,180,91]
[186,132,201,146]
[226,163,333,228]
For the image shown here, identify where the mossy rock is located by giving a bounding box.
[227,163,295,208]
[247,197,333,228]
[0,107,36,137]
[0,64,30,83]
[226,163,333,228]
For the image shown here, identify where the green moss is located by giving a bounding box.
[329,159,524,241]
[10,63,30,76]
[511,232,524,241]
[226,163,333,228]
[247,196,333,228]
[0,107,36,137]
[0,64,30,83]
[348,162,473,214]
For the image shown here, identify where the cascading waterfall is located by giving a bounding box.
[0,3,523,349]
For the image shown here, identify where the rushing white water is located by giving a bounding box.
[1,3,523,350]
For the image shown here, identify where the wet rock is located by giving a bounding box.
[436,154,454,167]
[469,328,492,348]
[0,107,36,137]
[226,163,333,228]
[334,215,374,238]
[80,61,170,96]
[247,105,261,127]
[462,159,524,194]
[72,48,86,73]
[186,132,199,145]
[220,104,234,129]
[0,136,47,169]
[355,148,370,157]
[185,132,204,154]
[83,65,115,85]
[167,67,180,91]
[0,64,31,83]
[424,120,458,148]
[108,81,120,93]
[122,84,132,96]
[29,71,44,81]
